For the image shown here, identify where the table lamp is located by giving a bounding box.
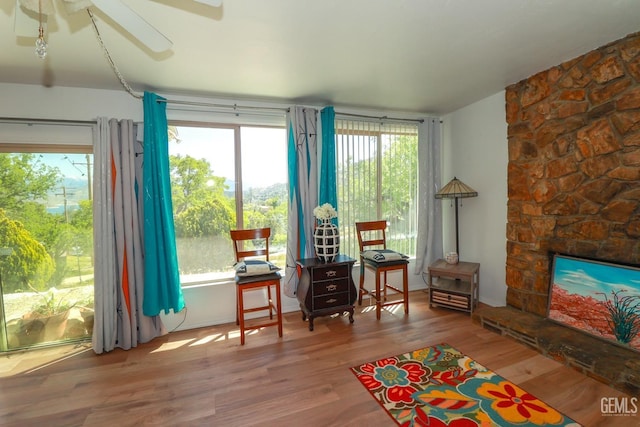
[435,177,478,257]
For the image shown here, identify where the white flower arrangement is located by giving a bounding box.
[313,203,338,220]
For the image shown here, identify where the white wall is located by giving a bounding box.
[442,91,508,307]
[0,83,142,120]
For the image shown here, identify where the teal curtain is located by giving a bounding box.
[142,92,185,315]
[319,106,337,225]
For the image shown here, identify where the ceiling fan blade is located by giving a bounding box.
[90,0,173,52]
[193,0,223,7]
[14,0,47,37]
[18,0,55,14]
[62,0,93,15]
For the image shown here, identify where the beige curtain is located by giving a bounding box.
[92,118,166,354]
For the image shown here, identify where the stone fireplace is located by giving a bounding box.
[474,32,640,395]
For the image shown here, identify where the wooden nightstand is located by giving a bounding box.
[427,259,480,314]
[296,255,357,331]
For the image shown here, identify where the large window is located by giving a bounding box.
[335,119,419,259]
[0,149,94,351]
[168,124,287,287]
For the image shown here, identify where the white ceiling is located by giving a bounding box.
[1,0,640,115]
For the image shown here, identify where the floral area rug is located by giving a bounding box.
[350,343,581,427]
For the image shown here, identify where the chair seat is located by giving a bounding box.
[362,258,409,268]
[235,272,282,285]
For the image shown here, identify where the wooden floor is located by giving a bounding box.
[0,290,634,427]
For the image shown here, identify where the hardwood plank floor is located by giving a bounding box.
[0,290,635,426]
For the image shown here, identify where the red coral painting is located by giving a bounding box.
[548,254,640,352]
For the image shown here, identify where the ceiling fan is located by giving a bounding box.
[14,0,223,53]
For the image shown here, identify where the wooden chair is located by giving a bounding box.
[355,220,409,320]
[230,228,283,345]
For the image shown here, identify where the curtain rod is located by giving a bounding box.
[334,111,425,124]
[156,98,290,114]
[155,99,426,123]
[0,117,96,126]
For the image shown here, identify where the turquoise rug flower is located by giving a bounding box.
[350,343,581,427]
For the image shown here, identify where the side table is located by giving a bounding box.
[296,254,357,331]
[427,259,480,314]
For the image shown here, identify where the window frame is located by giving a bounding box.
[168,121,288,287]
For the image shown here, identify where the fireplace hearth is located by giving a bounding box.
[472,306,640,396]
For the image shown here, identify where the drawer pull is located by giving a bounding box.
[326,284,337,292]
[325,270,337,278]
[326,298,337,304]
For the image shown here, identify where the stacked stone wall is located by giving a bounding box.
[505,32,640,316]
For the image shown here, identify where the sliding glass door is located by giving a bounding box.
[0,151,94,351]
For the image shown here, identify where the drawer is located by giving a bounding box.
[312,278,350,296]
[313,291,350,310]
[312,264,349,281]
[431,290,470,310]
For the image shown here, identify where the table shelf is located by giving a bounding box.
[427,259,479,314]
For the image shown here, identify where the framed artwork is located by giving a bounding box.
[548,254,640,352]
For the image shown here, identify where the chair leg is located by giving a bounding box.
[275,283,283,337]
[267,285,273,319]
[236,294,240,326]
[237,285,246,345]
[375,269,382,320]
[383,271,388,301]
[402,265,409,314]
[358,264,365,305]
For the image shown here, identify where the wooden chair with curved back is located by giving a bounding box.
[230,227,283,345]
[355,220,409,320]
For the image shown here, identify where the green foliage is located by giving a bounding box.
[336,131,418,257]
[174,197,235,238]
[0,209,54,292]
[170,154,237,239]
[599,289,640,344]
[242,183,287,247]
[12,203,91,289]
[0,153,60,213]
[381,135,417,222]
[0,153,94,293]
[13,201,65,256]
[336,134,418,224]
[170,154,228,215]
[70,200,93,230]
[169,148,288,275]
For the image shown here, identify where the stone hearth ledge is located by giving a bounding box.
[472,306,639,396]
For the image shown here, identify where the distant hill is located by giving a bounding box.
[224,181,287,202]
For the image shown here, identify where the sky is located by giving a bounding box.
[169,126,287,189]
[552,255,640,299]
[41,153,91,181]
